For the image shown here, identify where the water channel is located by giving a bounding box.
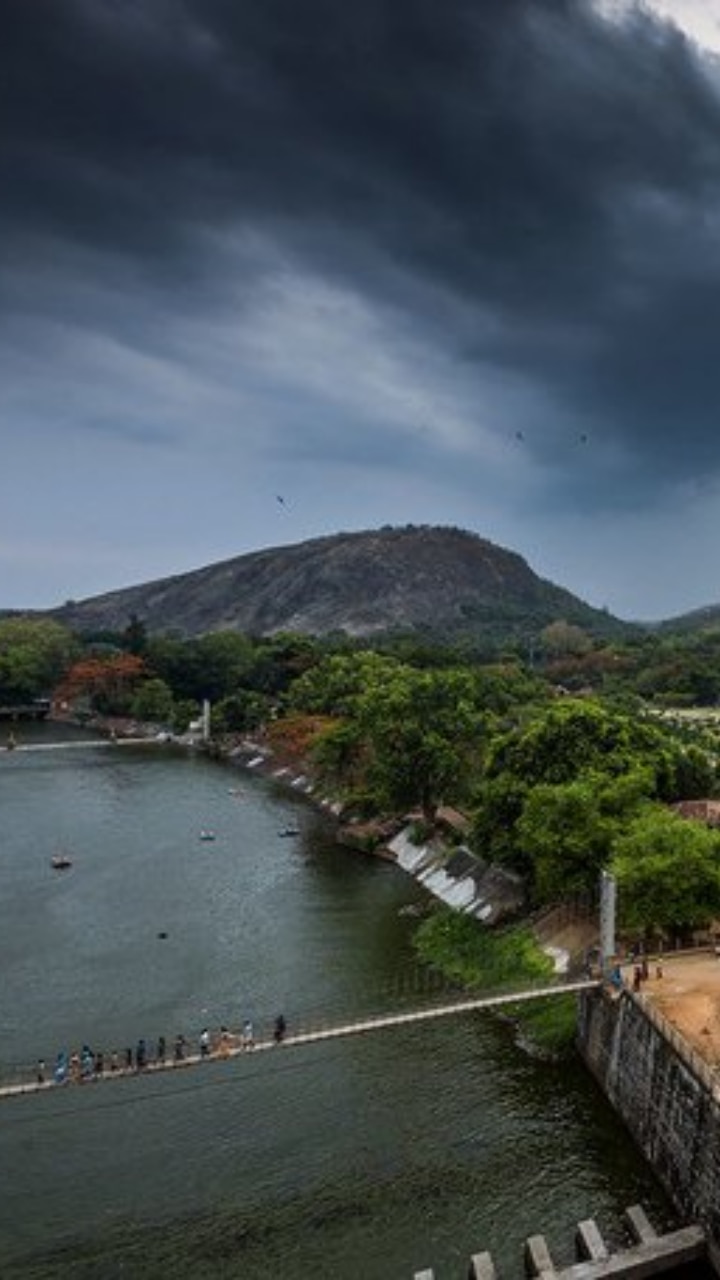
[0,723,710,1277]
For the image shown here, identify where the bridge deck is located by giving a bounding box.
[4,738,165,752]
[0,979,599,1102]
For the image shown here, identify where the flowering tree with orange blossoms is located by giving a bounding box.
[55,654,148,715]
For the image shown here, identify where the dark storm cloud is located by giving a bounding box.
[4,0,720,502]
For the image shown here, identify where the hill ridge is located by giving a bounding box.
[47,524,629,643]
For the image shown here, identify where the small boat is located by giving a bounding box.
[199,830,216,842]
[51,854,73,870]
[277,826,301,838]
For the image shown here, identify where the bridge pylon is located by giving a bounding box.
[599,869,617,977]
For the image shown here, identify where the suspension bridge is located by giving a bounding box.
[3,737,167,753]
[0,976,600,1102]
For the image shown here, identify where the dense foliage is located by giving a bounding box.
[414,910,553,989]
[7,607,720,936]
[0,618,79,705]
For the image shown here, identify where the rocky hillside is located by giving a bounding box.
[49,525,629,642]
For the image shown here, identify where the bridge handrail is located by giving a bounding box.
[0,977,600,1100]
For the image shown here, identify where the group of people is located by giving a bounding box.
[631,954,663,991]
[607,952,663,994]
[37,1015,288,1086]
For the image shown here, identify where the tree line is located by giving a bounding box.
[5,613,720,937]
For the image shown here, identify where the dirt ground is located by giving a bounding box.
[636,951,720,1064]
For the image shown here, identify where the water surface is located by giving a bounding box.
[0,726,704,1278]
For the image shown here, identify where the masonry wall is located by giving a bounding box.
[578,988,720,1263]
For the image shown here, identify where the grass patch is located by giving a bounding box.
[413,908,554,990]
[413,907,577,1056]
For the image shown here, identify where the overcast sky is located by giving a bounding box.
[4,0,720,621]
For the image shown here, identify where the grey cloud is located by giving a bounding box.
[3,0,720,504]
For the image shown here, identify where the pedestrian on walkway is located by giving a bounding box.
[53,1052,68,1085]
[156,1035,166,1065]
[81,1046,95,1080]
[174,1033,186,1063]
[273,1014,287,1044]
[242,1019,254,1050]
[200,1028,211,1057]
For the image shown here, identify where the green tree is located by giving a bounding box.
[288,651,403,716]
[192,633,257,702]
[471,774,530,870]
[486,700,656,786]
[212,690,268,733]
[0,618,78,704]
[612,808,720,934]
[540,620,592,659]
[470,699,716,892]
[355,667,486,820]
[517,769,652,900]
[245,633,324,697]
[130,678,175,725]
[146,632,256,703]
[484,698,712,800]
[171,699,201,734]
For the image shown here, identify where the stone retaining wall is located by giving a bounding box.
[577,988,720,1270]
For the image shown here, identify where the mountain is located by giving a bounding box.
[655,604,720,635]
[48,525,630,643]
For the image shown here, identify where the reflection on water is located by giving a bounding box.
[0,727,705,1278]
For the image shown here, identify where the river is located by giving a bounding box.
[0,723,710,1278]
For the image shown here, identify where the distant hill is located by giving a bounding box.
[47,526,632,644]
[655,604,720,635]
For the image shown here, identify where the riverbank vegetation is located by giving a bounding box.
[413,909,577,1055]
[414,911,554,989]
[5,613,720,944]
